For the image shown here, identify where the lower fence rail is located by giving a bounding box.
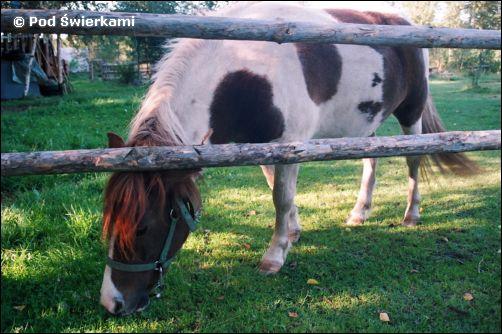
[1,130,500,176]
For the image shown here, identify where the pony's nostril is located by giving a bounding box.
[113,297,125,314]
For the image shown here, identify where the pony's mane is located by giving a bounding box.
[128,43,200,146]
[102,118,201,258]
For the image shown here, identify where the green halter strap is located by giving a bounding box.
[106,198,200,297]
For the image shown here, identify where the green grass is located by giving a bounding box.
[1,74,500,333]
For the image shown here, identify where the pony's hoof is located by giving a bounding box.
[259,259,283,275]
[288,229,301,243]
[402,218,420,227]
[346,216,365,226]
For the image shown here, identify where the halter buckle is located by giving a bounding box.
[155,261,163,272]
[154,261,165,298]
[169,208,177,220]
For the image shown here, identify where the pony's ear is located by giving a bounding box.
[107,132,125,148]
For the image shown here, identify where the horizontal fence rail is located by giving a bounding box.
[2,130,500,176]
[2,9,501,49]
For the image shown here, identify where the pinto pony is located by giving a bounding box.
[100,2,478,315]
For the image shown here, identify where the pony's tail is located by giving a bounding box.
[420,95,481,177]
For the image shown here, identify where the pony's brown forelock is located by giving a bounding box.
[102,117,201,259]
[102,170,200,259]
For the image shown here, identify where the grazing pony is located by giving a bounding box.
[100,2,478,315]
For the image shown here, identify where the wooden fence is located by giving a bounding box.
[1,8,500,177]
[99,62,152,81]
[2,131,500,176]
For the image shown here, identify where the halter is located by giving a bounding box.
[106,198,200,298]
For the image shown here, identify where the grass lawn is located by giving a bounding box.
[1,74,500,333]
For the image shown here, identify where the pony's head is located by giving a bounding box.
[99,131,201,316]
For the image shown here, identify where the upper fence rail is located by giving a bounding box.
[1,9,501,49]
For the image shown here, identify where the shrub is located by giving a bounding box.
[116,63,138,85]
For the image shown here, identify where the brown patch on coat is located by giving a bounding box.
[294,43,342,105]
[358,101,383,121]
[326,9,428,127]
[209,70,284,144]
[325,9,410,25]
[372,73,382,87]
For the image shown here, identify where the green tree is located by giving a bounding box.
[463,1,501,87]
[399,1,438,25]
[111,1,225,84]
[114,1,223,66]
[393,0,501,83]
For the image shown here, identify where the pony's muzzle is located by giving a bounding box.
[101,294,125,315]
[102,292,150,316]
[112,297,125,314]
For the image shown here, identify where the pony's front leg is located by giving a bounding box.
[260,164,301,242]
[259,164,300,274]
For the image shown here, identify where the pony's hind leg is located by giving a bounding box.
[260,164,301,242]
[259,164,300,274]
[260,165,275,190]
[346,134,378,226]
[401,120,422,226]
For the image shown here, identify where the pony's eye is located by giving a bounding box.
[136,225,148,237]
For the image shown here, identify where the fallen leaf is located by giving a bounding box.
[13,305,25,311]
[419,207,424,213]
[441,237,449,243]
[307,278,319,285]
[217,295,225,301]
[379,312,390,322]
[463,292,474,301]
[243,243,251,250]
[288,311,299,318]
[410,269,419,273]
[247,210,257,216]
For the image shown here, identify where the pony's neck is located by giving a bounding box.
[129,39,209,146]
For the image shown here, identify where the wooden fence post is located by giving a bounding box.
[23,34,38,97]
